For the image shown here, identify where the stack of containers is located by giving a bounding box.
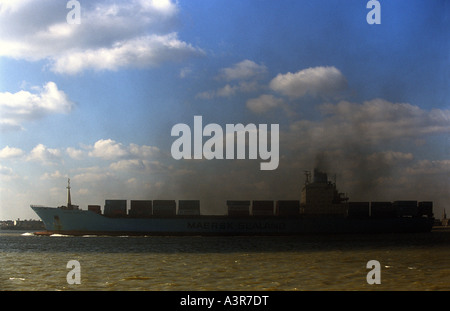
[276,200,300,216]
[393,201,418,217]
[178,200,201,215]
[88,205,101,214]
[129,200,152,217]
[227,200,250,216]
[370,202,396,218]
[104,200,127,217]
[252,201,274,216]
[418,201,433,217]
[347,202,370,218]
[153,200,176,216]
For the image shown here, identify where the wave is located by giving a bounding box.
[20,232,34,236]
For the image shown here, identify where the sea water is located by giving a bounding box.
[1,229,449,291]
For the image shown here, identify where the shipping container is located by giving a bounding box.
[227,200,250,216]
[179,200,200,208]
[227,200,251,206]
[178,200,201,215]
[276,200,300,216]
[347,202,370,218]
[418,201,433,217]
[252,200,274,216]
[88,205,101,214]
[370,202,396,218]
[129,200,152,217]
[153,200,176,216]
[228,207,250,216]
[104,200,127,217]
[393,201,418,217]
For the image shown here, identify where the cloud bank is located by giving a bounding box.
[0,0,204,74]
[0,82,74,131]
[270,66,347,98]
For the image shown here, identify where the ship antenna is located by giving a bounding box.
[304,170,311,185]
[67,178,72,209]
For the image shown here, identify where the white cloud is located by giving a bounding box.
[406,160,450,175]
[319,99,450,142]
[88,139,128,160]
[27,144,62,165]
[0,164,18,181]
[195,90,215,100]
[0,81,74,131]
[0,165,13,176]
[66,147,84,160]
[110,159,146,171]
[270,66,347,98]
[0,0,33,14]
[88,139,162,161]
[128,144,160,158]
[0,146,24,159]
[215,84,238,97]
[216,81,260,98]
[126,177,138,185]
[196,60,264,99]
[0,0,203,74]
[40,170,67,180]
[137,0,178,15]
[72,170,113,184]
[246,94,284,114]
[51,33,204,74]
[77,188,90,196]
[0,120,23,132]
[219,59,267,81]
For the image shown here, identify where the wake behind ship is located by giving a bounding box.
[31,170,434,236]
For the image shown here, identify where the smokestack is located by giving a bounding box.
[313,168,328,183]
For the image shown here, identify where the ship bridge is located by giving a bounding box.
[300,169,348,216]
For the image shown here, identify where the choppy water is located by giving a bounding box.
[1,229,449,291]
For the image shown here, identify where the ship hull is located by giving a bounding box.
[31,206,434,236]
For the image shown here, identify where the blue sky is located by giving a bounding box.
[0,0,449,220]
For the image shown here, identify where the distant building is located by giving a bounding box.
[442,209,449,226]
[0,219,45,230]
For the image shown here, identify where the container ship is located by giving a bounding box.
[31,169,434,236]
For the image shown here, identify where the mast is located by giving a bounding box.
[304,170,311,185]
[67,178,72,209]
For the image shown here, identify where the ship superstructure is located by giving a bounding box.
[301,169,349,216]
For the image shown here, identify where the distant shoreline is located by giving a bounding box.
[432,225,450,231]
[0,219,45,231]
